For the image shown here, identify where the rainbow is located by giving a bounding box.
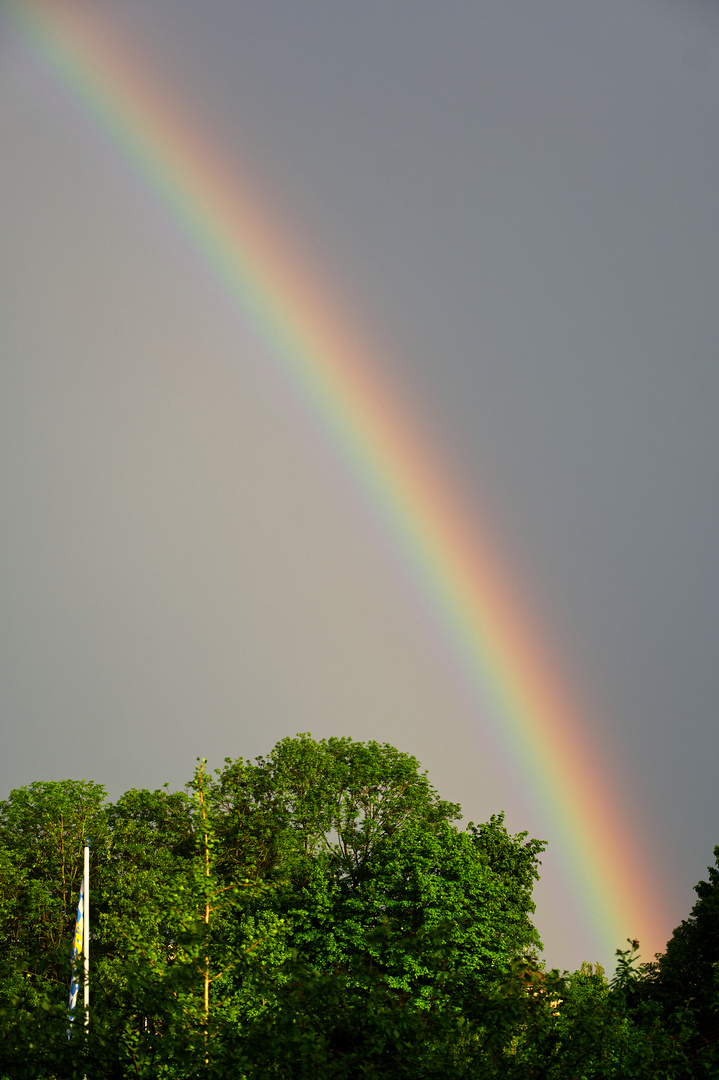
[4,0,668,961]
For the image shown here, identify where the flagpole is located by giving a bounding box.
[83,839,90,1029]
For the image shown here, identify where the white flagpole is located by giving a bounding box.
[83,840,89,1029]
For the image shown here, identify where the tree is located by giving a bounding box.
[90,764,286,1077]
[213,736,544,986]
[0,736,553,1078]
[0,780,107,996]
[653,847,719,1045]
[214,733,460,875]
[0,780,108,1078]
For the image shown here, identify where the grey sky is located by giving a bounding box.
[0,0,717,971]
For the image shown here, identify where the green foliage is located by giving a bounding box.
[0,780,107,995]
[655,847,719,1035]
[0,735,716,1078]
[214,733,461,875]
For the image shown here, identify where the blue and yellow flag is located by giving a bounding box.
[68,876,84,1022]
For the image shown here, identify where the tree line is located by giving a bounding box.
[0,733,717,1078]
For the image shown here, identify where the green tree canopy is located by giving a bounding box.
[655,846,719,1035]
[0,779,107,996]
[2,734,710,1078]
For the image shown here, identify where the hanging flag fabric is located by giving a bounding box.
[68,875,85,1024]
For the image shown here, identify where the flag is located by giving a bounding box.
[68,875,85,1027]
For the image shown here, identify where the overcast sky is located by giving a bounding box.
[1,0,718,972]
